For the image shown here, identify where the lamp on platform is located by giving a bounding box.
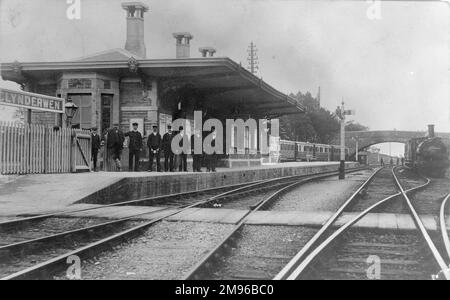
[64,99,78,128]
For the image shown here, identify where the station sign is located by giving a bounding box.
[0,88,65,114]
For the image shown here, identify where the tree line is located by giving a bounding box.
[280,91,369,144]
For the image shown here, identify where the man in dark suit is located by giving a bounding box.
[206,127,217,172]
[91,127,102,172]
[191,129,203,172]
[162,125,174,172]
[177,126,188,172]
[147,125,162,172]
[125,122,143,172]
[106,124,125,171]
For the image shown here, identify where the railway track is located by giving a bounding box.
[183,167,379,280]
[440,194,450,264]
[0,180,266,231]
[0,172,327,236]
[0,167,365,280]
[275,167,450,280]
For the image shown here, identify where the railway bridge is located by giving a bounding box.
[335,130,450,158]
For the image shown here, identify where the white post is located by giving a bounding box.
[355,139,359,162]
[339,102,346,179]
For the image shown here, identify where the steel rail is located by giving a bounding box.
[282,168,445,280]
[0,170,335,228]
[183,168,369,280]
[273,167,383,280]
[392,169,450,280]
[0,179,266,228]
[0,167,367,229]
[0,173,319,257]
[0,209,171,256]
[0,171,335,257]
[0,183,261,280]
[439,194,450,262]
[0,167,365,280]
[0,168,366,255]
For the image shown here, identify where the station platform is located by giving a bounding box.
[58,205,449,231]
[0,161,358,217]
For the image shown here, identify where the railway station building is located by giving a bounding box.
[1,2,303,167]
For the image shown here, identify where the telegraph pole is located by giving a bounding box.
[247,42,259,75]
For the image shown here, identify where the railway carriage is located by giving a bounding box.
[296,142,315,161]
[277,140,349,163]
[279,140,297,161]
[314,143,331,161]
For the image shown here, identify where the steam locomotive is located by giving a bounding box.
[405,125,449,178]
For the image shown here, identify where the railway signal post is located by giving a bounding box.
[352,137,359,162]
[336,101,355,179]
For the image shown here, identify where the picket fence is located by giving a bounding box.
[0,122,91,175]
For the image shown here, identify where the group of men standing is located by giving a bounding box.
[91,123,217,173]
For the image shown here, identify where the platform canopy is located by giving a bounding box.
[1,54,304,118]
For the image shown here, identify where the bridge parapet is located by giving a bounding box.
[330,130,450,158]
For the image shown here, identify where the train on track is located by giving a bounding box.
[405,125,450,178]
[274,139,349,162]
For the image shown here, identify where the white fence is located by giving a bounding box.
[0,122,91,175]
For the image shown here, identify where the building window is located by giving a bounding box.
[101,95,113,134]
[159,113,172,135]
[70,94,92,130]
[103,80,111,89]
[68,79,92,89]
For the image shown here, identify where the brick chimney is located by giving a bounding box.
[428,124,435,138]
[199,47,216,58]
[173,32,193,59]
[122,2,149,58]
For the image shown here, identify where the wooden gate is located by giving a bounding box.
[0,122,92,175]
[72,131,92,172]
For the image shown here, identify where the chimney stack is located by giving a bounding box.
[428,124,435,138]
[173,32,193,59]
[199,47,216,58]
[122,2,149,58]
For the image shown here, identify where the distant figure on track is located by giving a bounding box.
[380,158,384,167]
[390,158,394,166]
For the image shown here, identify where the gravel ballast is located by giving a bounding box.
[271,170,372,212]
[66,221,234,280]
[208,225,318,280]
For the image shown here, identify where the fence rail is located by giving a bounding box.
[0,122,91,175]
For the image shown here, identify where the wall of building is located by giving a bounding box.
[29,83,59,125]
[57,73,120,132]
[119,78,158,136]
[364,152,400,165]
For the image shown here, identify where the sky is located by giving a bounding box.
[0,0,448,156]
